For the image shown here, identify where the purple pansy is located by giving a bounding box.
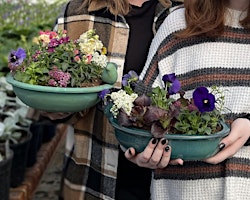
[122,74,130,86]
[162,73,176,82]
[99,89,110,100]
[193,86,216,113]
[162,73,181,95]
[8,48,26,70]
[122,70,139,87]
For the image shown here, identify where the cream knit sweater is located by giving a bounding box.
[138,7,250,200]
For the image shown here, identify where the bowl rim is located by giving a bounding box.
[109,118,230,140]
[6,73,114,94]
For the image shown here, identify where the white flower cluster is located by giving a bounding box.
[78,30,104,55]
[109,90,138,118]
[91,52,108,68]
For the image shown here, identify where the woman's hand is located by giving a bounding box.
[124,138,183,169]
[40,111,73,120]
[204,118,250,164]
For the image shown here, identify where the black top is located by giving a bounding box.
[124,0,158,74]
[116,1,157,199]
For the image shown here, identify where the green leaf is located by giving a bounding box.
[62,63,70,71]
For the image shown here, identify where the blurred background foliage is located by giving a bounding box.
[0,0,67,76]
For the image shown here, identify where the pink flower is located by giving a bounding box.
[58,37,70,44]
[47,47,55,53]
[173,100,182,108]
[49,38,59,48]
[188,103,198,112]
[39,31,58,39]
[48,79,57,87]
[74,56,81,63]
[48,67,71,87]
[74,49,79,55]
[86,54,92,64]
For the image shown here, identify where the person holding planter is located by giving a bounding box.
[41,0,184,199]
[124,0,250,199]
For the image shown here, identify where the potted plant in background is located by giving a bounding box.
[6,29,118,112]
[102,71,230,161]
[0,76,32,187]
[0,145,13,200]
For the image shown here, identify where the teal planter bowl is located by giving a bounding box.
[109,118,230,161]
[6,74,114,112]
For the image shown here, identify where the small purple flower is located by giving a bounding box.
[48,67,71,87]
[48,38,59,48]
[193,87,215,113]
[8,48,26,71]
[162,73,181,95]
[162,73,176,83]
[99,89,110,100]
[59,37,70,44]
[122,70,139,86]
[48,79,57,87]
[122,74,130,86]
[47,47,55,53]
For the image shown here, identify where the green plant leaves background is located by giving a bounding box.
[0,0,67,76]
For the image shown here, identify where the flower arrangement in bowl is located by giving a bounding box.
[6,29,118,112]
[102,71,230,160]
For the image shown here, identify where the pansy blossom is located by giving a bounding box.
[8,48,26,71]
[162,73,181,95]
[122,70,139,87]
[193,86,216,113]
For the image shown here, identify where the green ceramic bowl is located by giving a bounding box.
[6,74,114,112]
[109,118,230,161]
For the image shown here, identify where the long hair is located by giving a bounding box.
[177,0,250,38]
[80,0,130,16]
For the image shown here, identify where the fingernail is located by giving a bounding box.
[152,138,157,144]
[128,149,132,155]
[161,139,167,145]
[219,143,225,150]
[165,146,170,152]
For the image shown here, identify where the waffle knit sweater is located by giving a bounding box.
[138,7,250,200]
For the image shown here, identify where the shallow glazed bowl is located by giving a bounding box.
[109,118,230,161]
[6,74,114,112]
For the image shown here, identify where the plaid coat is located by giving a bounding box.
[56,0,182,199]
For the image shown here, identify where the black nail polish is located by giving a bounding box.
[152,138,157,144]
[165,146,170,152]
[161,139,167,145]
[219,143,225,150]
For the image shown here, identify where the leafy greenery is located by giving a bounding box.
[105,71,226,137]
[0,76,32,144]
[9,29,111,87]
[0,0,67,75]
[0,0,66,159]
